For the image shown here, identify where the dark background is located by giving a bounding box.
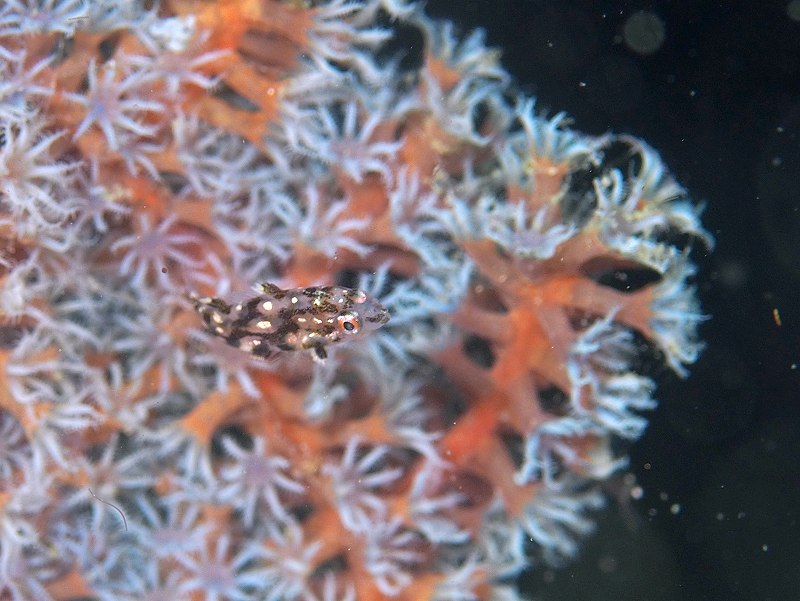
[425,1,800,599]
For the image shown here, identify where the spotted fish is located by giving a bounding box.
[190,283,390,361]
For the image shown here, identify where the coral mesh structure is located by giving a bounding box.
[0,1,710,600]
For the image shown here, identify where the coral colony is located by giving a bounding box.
[0,1,710,600]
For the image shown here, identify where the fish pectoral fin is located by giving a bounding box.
[311,345,328,363]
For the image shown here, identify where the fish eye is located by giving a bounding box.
[337,312,361,334]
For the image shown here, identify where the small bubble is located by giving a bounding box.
[598,555,618,574]
[623,10,666,55]
[788,0,800,21]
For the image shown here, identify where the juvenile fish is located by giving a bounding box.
[190,283,390,361]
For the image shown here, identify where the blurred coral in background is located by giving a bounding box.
[0,1,711,599]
